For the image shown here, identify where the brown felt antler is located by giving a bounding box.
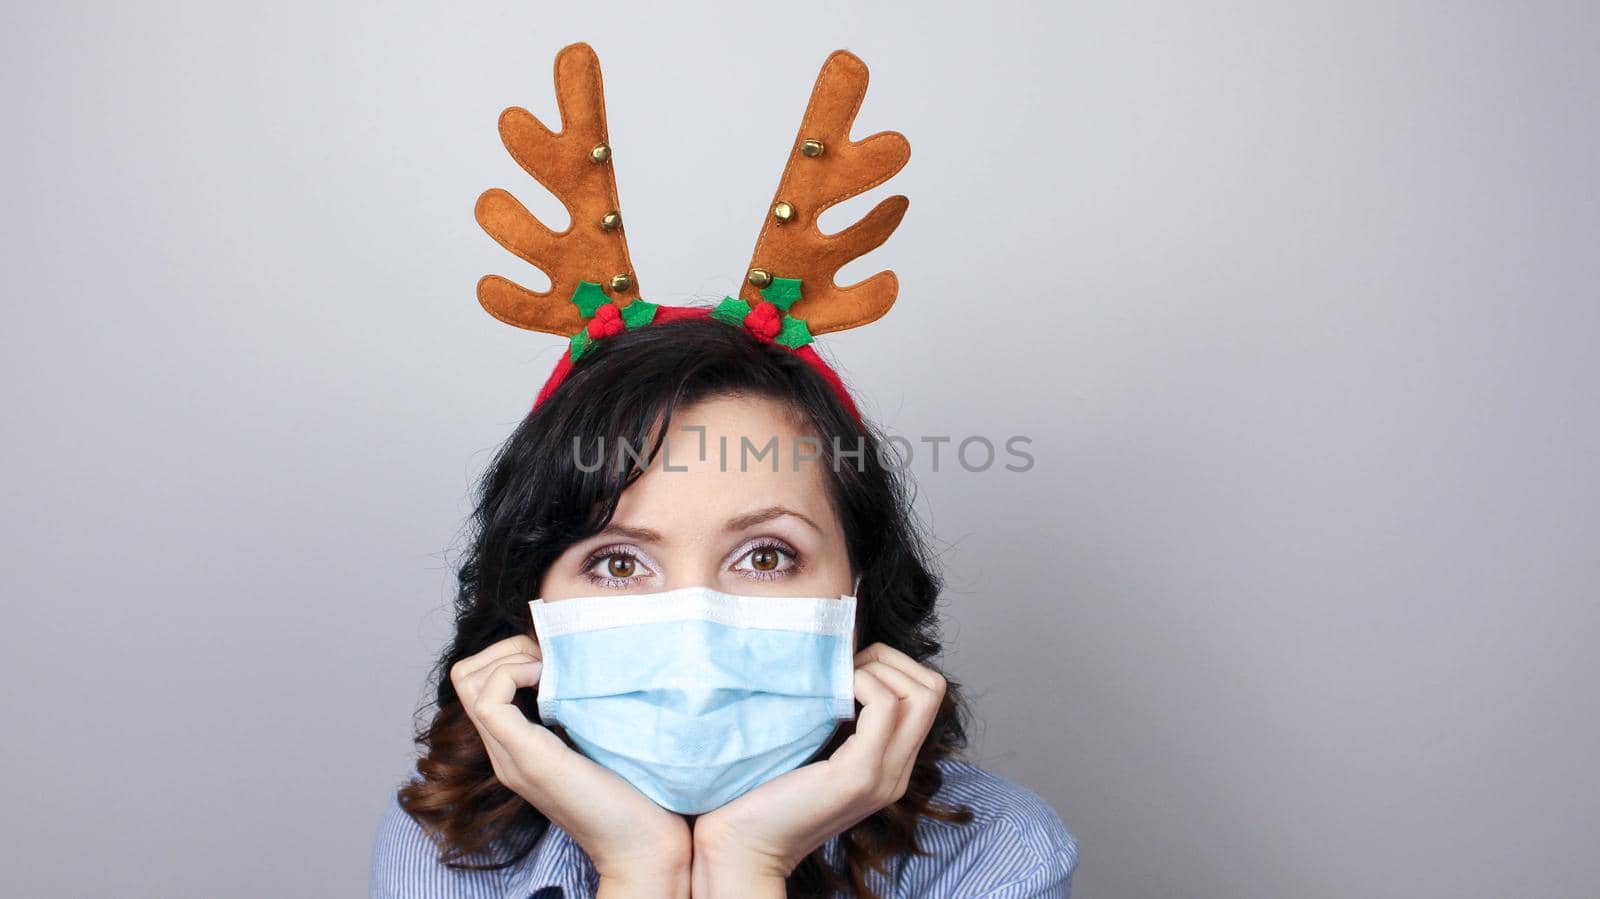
[475,42,641,337]
[739,50,911,335]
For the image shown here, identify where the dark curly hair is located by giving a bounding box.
[397,315,973,897]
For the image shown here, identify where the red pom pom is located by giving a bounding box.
[587,302,625,339]
[744,300,782,342]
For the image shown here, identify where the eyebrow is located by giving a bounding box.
[593,522,665,543]
[723,505,821,534]
[593,506,821,545]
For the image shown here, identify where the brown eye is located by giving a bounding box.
[731,543,797,579]
[605,555,635,577]
[750,548,780,571]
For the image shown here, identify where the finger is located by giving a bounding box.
[476,657,542,709]
[861,659,940,734]
[461,635,540,677]
[477,700,570,769]
[460,652,539,706]
[471,713,520,784]
[467,659,571,785]
[475,693,575,793]
[453,647,535,711]
[831,664,902,769]
[455,652,537,712]
[452,634,541,684]
[455,674,524,787]
[469,705,570,805]
[860,658,920,701]
[824,667,909,805]
[861,660,940,791]
[459,656,540,740]
[856,644,948,783]
[855,642,944,694]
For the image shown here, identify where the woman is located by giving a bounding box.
[370,317,1079,897]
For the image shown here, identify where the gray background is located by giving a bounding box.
[3,2,1596,897]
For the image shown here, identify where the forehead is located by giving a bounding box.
[610,393,838,533]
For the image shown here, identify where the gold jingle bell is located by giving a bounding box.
[771,201,795,223]
[800,139,824,158]
[747,268,773,288]
[590,143,612,163]
[600,211,622,231]
[610,273,633,292]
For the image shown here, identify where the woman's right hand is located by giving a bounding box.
[451,634,691,898]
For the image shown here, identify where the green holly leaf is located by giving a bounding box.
[568,329,592,361]
[775,314,814,348]
[621,299,658,328]
[711,296,752,327]
[761,277,803,311]
[569,280,609,318]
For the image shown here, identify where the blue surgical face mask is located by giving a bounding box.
[528,584,858,815]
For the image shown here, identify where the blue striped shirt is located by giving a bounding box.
[370,756,1077,898]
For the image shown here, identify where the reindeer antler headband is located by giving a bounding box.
[475,42,910,420]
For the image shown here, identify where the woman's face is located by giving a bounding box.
[538,393,854,602]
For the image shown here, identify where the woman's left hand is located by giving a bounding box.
[689,642,946,898]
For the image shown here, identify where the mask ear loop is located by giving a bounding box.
[848,573,864,658]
